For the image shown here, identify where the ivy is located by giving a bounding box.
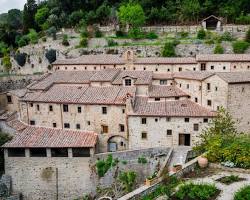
[96,155,119,177]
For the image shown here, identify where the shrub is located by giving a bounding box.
[79,37,88,48]
[96,154,118,177]
[46,26,57,40]
[175,183,218,200]
[217,175,241,185]
[138,156,147,164]
[245,28,250,43]
[128,27,144,39]
[234,185,250,200]
[119,171,137,192]
[233,40,249,53]
[45,49,56,64]
[178,31,189,38]
[95,29,103,38]
[107,39,118,47]
[162,42,176,57]
[236,14,250,25]
[14,52,27,66]
[146,32,158,39]
[28,29,38,44]
[2,55,12,73]
[116,30,125,37]
[197,28,206,40]
[221,31,234,41]
[121,160,127,165]
[62,35,70,46]
[205,39,214,45]
[214,44,224,54]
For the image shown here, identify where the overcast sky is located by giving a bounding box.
[0,0,27,14]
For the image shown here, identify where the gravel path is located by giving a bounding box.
[190,171,250,200]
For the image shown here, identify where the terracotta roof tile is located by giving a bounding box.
[3,126,97,148]
[173,71,214,80]
[216,72,250,83]
[8,89,27,98]
[149,85,189,98]
[153,73,174,80]
[90,69,121,82]
[130,97,215,117]
[196,54,250,62]
[112,71,153,85]
[0,111,16,121]
[7,119,28,132]
[135,57,197,64]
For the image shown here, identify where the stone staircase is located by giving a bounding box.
[169,146,192,168]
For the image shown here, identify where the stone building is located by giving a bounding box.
[201,15,223,31]
[3,126,98,200]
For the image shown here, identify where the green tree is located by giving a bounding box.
[35,7,50,28]
[69,10,84,27]
[23,0,38,33]
[180,0,200,23]
[7,9,23,30]
[119,171,137,192]
[28,29,38,44]
[118,2,145,29]
[162,42,176,57]
[2,55,12,73]
[0,42,8,58]
[233,40,249,53]
[214,44,224,54]
[96,1,111,24]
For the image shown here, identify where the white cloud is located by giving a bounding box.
[0,0,27,14]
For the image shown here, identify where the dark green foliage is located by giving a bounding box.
[234,186,250,200]
[197,29,206,39]
[62,35,69,46]
[69,10,84,27]
[116,30,125,38]
[107,39,118,47]
[214,44,224,54]
[0,132,12,174]
[178,31,189,39]
[175,183,218,200]
[2,55,12,73]
[236,14,250,25]
[245,28,250,43]
[146,32,158,39]
[23,0,38,33]
[233,41,249,53]
[128,27,144,39]
[79,37,88,48]
[0,42,8,58]
[95,28,103,38]
[28,29,38,44]
[7,9,23,30]
[217,175,241,185]
[220,32,234,41]
[14,52,27,66]
[45,49,56,63]
[162,42,176,57]
[96,155,118,177]
[35,7,50,28]
[138,156,147,164]
[118,171,137,192]
[46,26,57,40]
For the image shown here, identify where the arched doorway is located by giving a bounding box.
[107,135,127,152]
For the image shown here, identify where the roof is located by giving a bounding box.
[196,54,250,62]
[135,57,197,64]
[8,89,27,98]
[202,15,222,22]
[149,85,189,98]
[53,54,125,65]
[28,71,95,90]
[153,73,174,80]
[112,71,153,85]
[3,126,98,148]
[173,71,214,81]
[130,97,215,117]
[90,69,121,82]
[216,72,250,83]
[0,111,16,121]
[6,119,28,132]
[22,85,136,105]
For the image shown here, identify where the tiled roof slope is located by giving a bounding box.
[196,54,250,62]
[3,126,97,148]
[153,73,174,80]
[173,71,214,80]
[53,54,124,65]
[112,71,153,85]
[90,69,121,82]
[28,71,95,90]
[130,97,215,117]
[216,72,250,83]
[22,85,136,105]
[7,119,28,132]
[135,57,197,64]
[8,89,27,98]
[149,85,189,98]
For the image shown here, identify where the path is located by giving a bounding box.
[190,171,250,200]
[169,146,191,167]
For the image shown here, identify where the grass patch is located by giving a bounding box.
[216,175,245,185]
[234,185,250,200]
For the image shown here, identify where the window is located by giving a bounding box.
[120,141,124,146]
[123,67,126,70]
[179,83,182,87]
[102,107,107,114]
[166,117,171,122]
[72,148,90,157]
[78,106,82,113]
[7,95,12,103]
[141,132,147,139]
[223,66,226,70]
[207,83,211,90]
[242,87,245,92]
[122,109,125,114]
[195,97,198,103]
[8,148,25,157]
[203,118,208,123]
[143,67,146,70]
[53,123,57,128]
[125,79,132,86]
[155,98,160,101]
[187,84,189,89]
[184,118,189,122]
[63,104,68,112]
[167,69,170,72]
[155,118,158,122]
[211,66,214,70]
[85,66,87,70]
[167,130,172,136]
[234,65,236,69]
[193,68,196,71]
[119,124,125,132]
[65,67,67,70]
[215,86,218,91]
[133,67,136,70]
[51,148,68,157]
[94,67,96,70]
[64,123,70,128]
[30,148,47,157]
[201,63,206,71]
[102,125,108,133]
[76,124,81,129]
[141,118,147,124]
[36,104,40,111]
[49,105,53,112]
[87,121,91,125]
[160,80,167,85]
[179,67,182,72]
[207,100,212,106]
[193,124,199,131]
[155,68,158,72]
[30,120,35,125]
[74,67,76,70]
[175,97,180,100]
[30,103,33,107]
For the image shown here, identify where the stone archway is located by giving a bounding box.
[107,135,127,152]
